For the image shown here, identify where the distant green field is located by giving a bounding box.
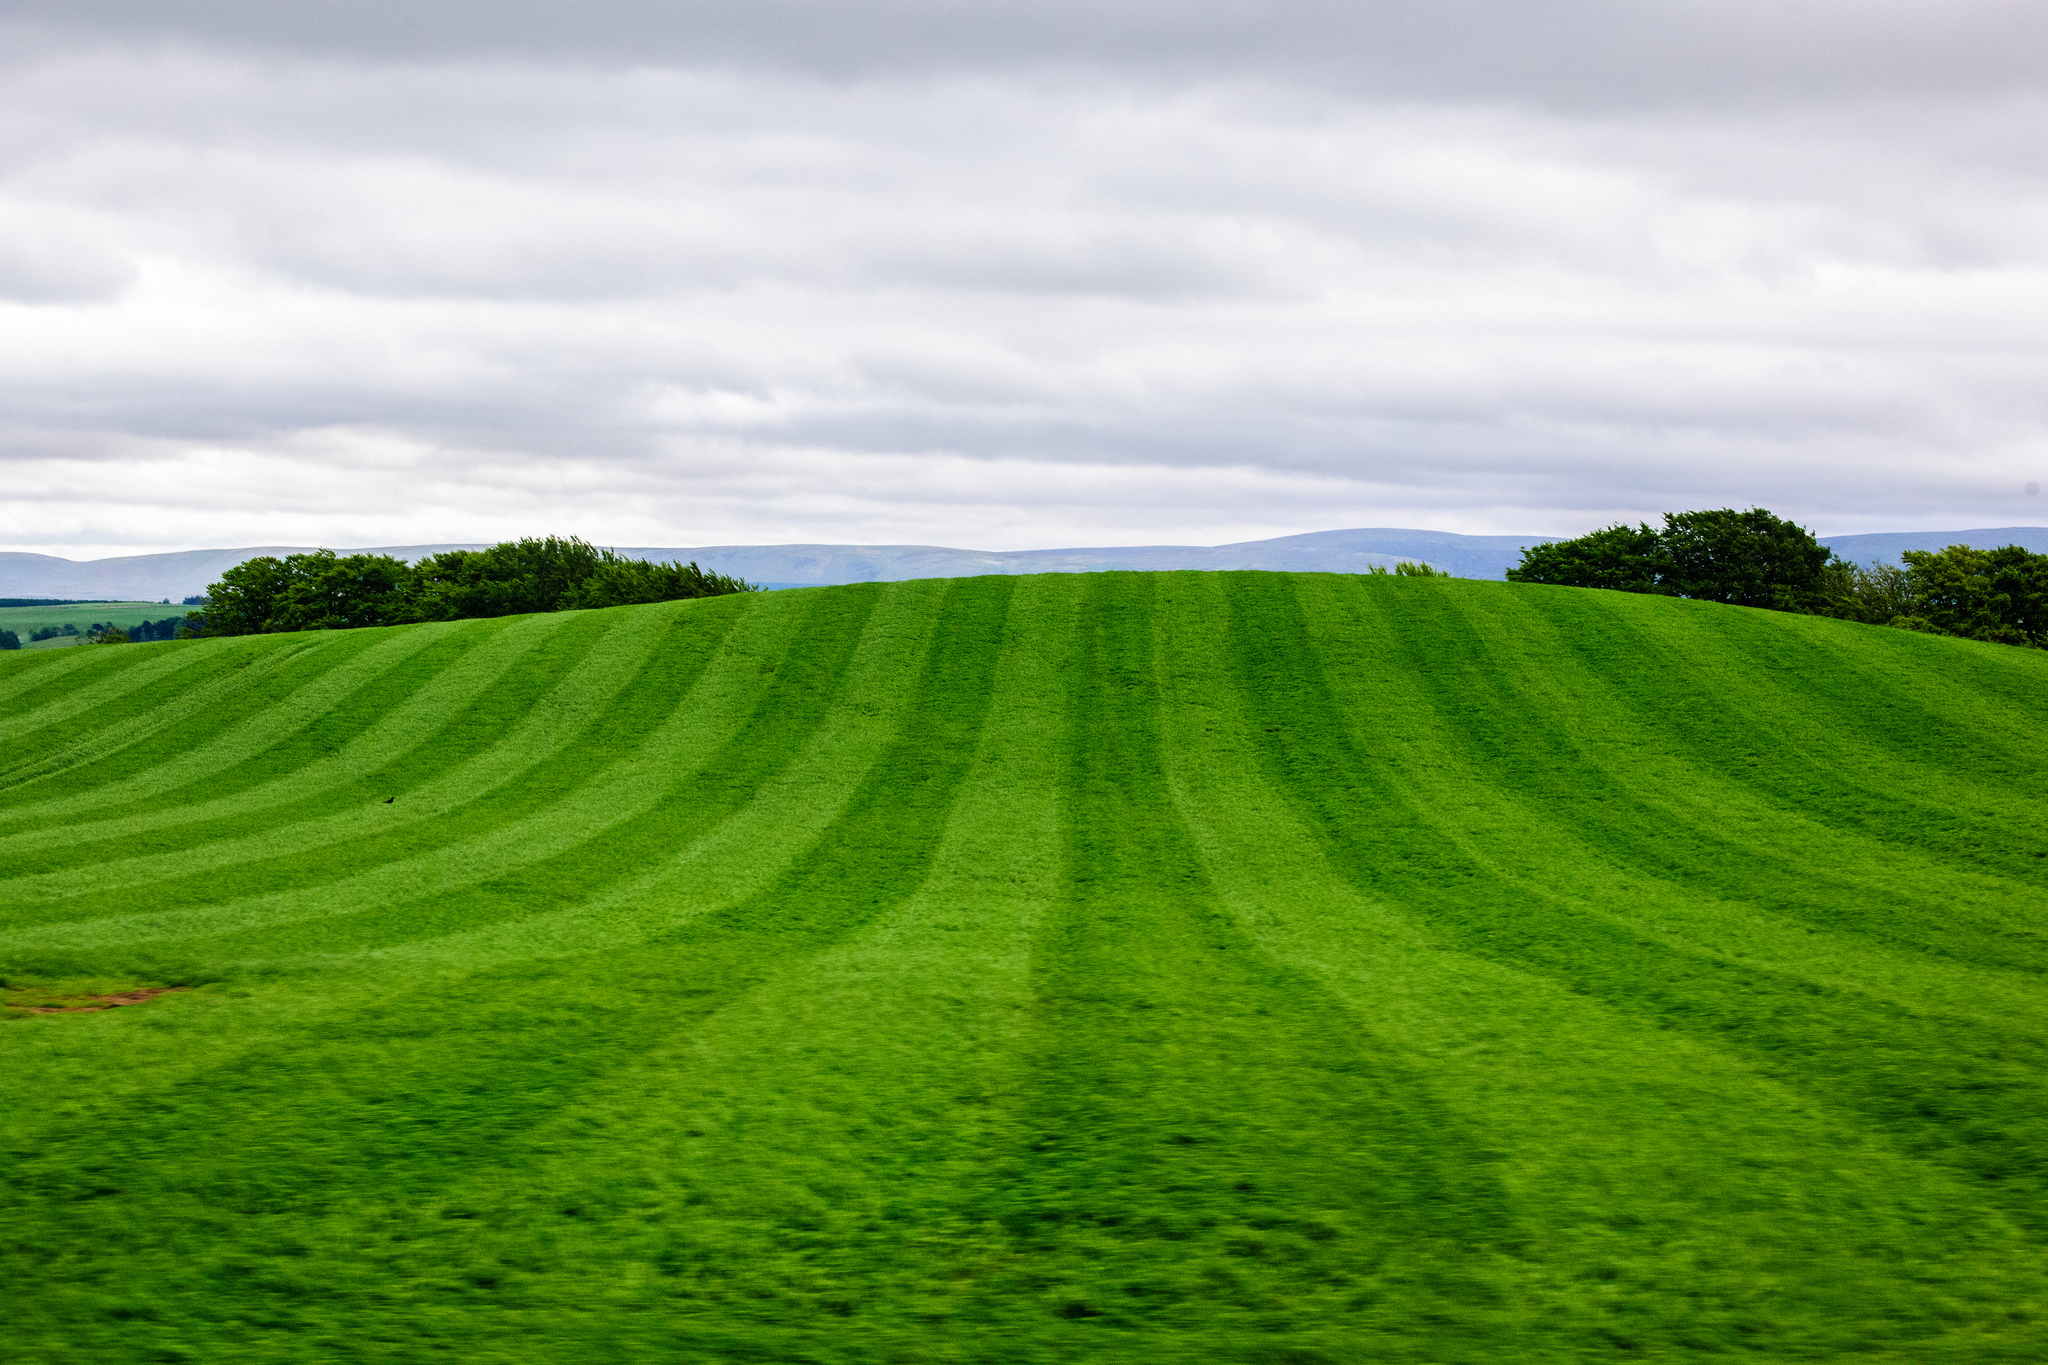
[2,572,2045,1362]
[0,600,186,648]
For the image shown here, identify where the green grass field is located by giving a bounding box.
[1,601,186,649]
[2,571,2045,1362]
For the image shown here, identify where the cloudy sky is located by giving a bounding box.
[3,1,2046,557]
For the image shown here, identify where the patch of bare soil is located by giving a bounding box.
[4,986,188,1016]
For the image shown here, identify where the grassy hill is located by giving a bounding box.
[2,571,2045,1363]
[0,601,184,649]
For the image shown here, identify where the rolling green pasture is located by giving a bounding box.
[1,601,184,648]
[2,572,2045,1362]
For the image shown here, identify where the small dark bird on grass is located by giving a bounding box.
[384,797,394,804]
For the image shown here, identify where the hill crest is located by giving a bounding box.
[4,525,2046,601]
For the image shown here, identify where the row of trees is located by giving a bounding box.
[1508,508,2048,648]
[192,537,757,637]
[0,620,180,650]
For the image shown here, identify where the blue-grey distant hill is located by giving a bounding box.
[663,528,1557,590]
[1818,528,2048,566]
[5,526,2045,601]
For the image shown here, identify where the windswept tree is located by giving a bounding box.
[413,537,752,618]
[1506,523,1667,594]
[1892,544,2048,647]
[1658,508,1835,610]
[565,554,757,608]
[1507,508,1831,611]
[411,536,613,620]
[200,551,415,635]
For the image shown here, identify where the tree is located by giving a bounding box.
[265,551,415,632]
[1506,508,1831,611]
[1815,559,1911,625]
[0,629,19,650]
[565,554,759,607]
[127,617,187,643]
[200,555,295,636]
[196,536,758,636]
[1505,522,1668,594]
[1894,544,2048,647]
[201,551,413,635]
[1658,508,1833,610]
[411,536,612,620]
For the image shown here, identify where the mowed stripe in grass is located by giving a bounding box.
[0,577,989,1358]
[0,610,592,844]
[1175,572,2048,1357]
[975,573,1519,1361]
[1252,577,2048,1239]
[0,583,854,952]
[2,571,2046,1363]
[0,611,603,871]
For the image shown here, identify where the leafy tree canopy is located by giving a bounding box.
[1894,544,2048,647]
[1508,508,1830,610]
[1506,523,1667,595]
[1660,508,1835,610]
[1509,508,2048,649]
[198,537,756,638]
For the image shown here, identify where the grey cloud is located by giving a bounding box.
[0,214,134,302]
[7,1,2048,109]
[3,25,2048,555]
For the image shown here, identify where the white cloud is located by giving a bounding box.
[1,28,2046,555]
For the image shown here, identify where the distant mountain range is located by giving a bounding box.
[4,526,2046,602]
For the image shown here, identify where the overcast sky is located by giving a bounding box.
[3,1,2046,557]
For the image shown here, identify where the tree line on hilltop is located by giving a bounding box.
[174,537,756,638]
[1507,507,2048,648]
[0,615,187,650]
[15,516,2041,652]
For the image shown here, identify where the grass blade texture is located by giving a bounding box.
[2,571,2045,1363]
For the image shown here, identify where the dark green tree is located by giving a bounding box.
[411,536,612,620]
[1894,544,2048,647]
[200,551,414,635]
[565,555,758,608]
[1507,508,1831,611]
[1505,522,1668,594]
[1658,508,1833,610]
[1815,559,1912,625]
[128,617,186,643]
[0,629,19,650]
[198,536,757,636]
[266,551,416,632]
[198,555,295,636]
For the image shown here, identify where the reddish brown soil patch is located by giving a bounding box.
[18,986,188,1015]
